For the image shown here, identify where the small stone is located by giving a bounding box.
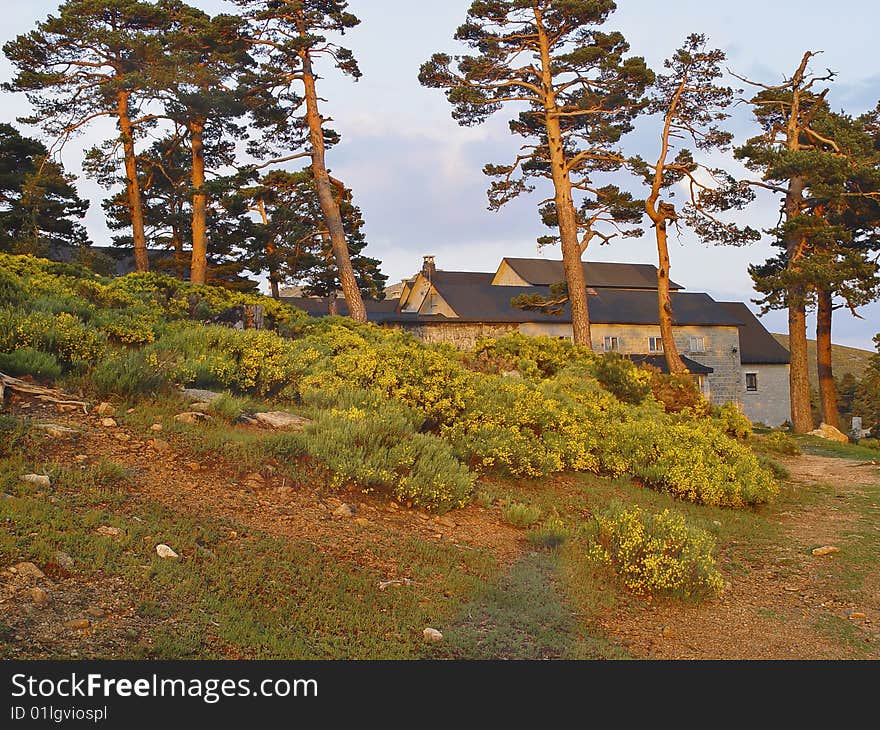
[190,402,212,413]
[149,438,171,453]
[253,412,313,431]
[849,611,867,620]
[96,525,122,537]
[20,474,51,488]
[13,562,45,579]
[354,517,371,527]
[55,551,74,570]
[74,455,89,464]
[174,412,213,425]
[423,627,443,643]
[86,606,106,619]
[244,472,265,484]
[661,625,674,638]
[100,417,117,428]
[186,462,201,472]
[812,546,841,556]
[333,504,355,518]
[182,388,222,403]
[387,502,399,511]
[64,618,91,630]
[437,516,457,529]
[156,544,179,559]
[150,423,163,432]
[95,402,115,416]
[30,587,49,605]
[37,423,78,438]
[113,432,130,442]
[126,408,135,414]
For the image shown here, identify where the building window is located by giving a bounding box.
[689,336,706,353]
[648,336,663,353]
[745,373,758,392]
[603,336,619,353]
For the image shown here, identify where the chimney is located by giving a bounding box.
[422,255,436,279]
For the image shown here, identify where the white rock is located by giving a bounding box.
[54,551,74,570]
[182,388,222,403]
[423,627,443,643]
[96,525,122,537]
[333,504,355,518]
[20,474,51,488]
[99,417,117,428]
[36,423,78,438]
[808,423,849,443]
[253,412,313,431]
[149,423,163,432]
[812,545,841,556]
[174,412,213,425]
[156,544,179,559]
[95,402,115,416]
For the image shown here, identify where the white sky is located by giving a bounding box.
[1,0,879,349]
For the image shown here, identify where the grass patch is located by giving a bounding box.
[795,435,880,461]
[500,500,542,528]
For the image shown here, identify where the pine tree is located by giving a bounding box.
[236,0,369,323]
[419,0,651,347]
[4,0,171,272]
[0,123,89,254]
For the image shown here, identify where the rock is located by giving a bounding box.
[186,462,201,472]
[190,402,213,413]
[423,627,443,643]
[661,625,674,638]
[253,412,313,431]
[20,474,51,488]
[149,438,171,453]
[64,618,91,630]
[55,551,74,570]
[96,525,122,537]
[501,370,523,379]
[95,402,115,416]
[333,504,355,518]
[74,455,89,464]
[182,388,222,403]
[812,546,841,556]
[149,423,163,432]
[113,432,130,442]
[99,417,118,428]
[848,611,867,620]
[30,587,49,605]
[86,606,106,619]
[436,516,457,529]
[13,562,45,579]
[174,412,213,425]
[156,544,179,559]
[36,423,78,438]
[808,423,850,443]
[354,517,371,527]
[244,472,265,484]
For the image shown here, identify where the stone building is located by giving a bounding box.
[284,256,792,425]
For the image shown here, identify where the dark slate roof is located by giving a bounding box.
[719,302,791,365]
[430,270,495,287]
[626,354,714,375]
[500,258,683,290]
[431,282,742,326]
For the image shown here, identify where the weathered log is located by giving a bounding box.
[0,371,89,413]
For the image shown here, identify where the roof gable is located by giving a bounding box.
[495,258,683,290]
[719,302,791,365]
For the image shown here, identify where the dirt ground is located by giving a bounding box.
[3,397,880,660]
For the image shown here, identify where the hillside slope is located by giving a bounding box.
[772,334,874,388]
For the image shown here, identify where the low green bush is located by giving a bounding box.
[762,430,801,456]
[592,502,724,599]
[592,353,652,405]
[301,405,474,512]
[527,517,570,549]
[0,347,62,380]
[501,500,542,528]
[710,402,753,440]
[90,350,168,399]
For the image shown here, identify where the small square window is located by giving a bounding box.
[648,336,663,353]
[603,336,619,352]
[745,373,758,392]
[689,336,706,353]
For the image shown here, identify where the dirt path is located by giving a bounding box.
[596,454,880,659]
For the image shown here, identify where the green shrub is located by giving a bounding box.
[593,354,652,405]
[648,369,709,414]
[593,503,724,598]
[0,347,62,380]
[207,394,255,423]
[757,455,790,481]
[710,402,753,439]
[858,437,880,451]
[302,406,474,511]
[467,333,593,379]
[501,500,542,528]
[527,517,570,549]
[0,307,108,371]
[762,430,801,456]
[90,350,168,399]
[0,415,31,458]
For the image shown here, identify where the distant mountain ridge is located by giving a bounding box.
[771,334,874,388]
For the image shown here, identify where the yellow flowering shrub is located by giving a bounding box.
[593,503,724,598]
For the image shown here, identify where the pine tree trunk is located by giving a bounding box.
[534,8,591,348]
[299,49,367,324]
[189,119,208,286]
[784,174,813,434]
[816,286,839,429]
[655,220,688,375]
[117,91,148,273]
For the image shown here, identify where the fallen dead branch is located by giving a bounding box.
[0,371,89,413]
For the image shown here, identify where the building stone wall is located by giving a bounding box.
[389,322,519,350]
[740,364,791,427]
